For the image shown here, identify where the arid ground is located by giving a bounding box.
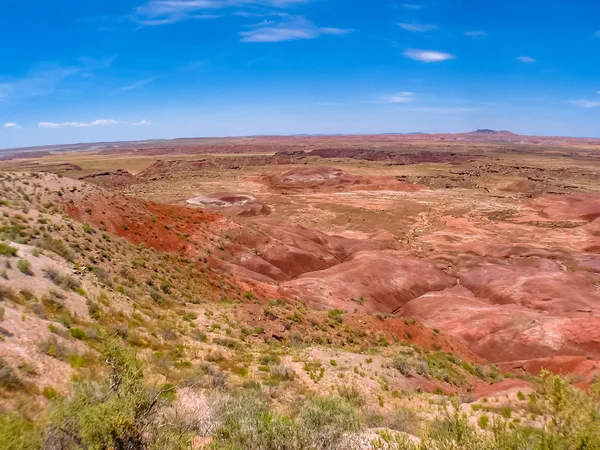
[1,130,600,447]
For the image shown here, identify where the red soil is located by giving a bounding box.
[62,188,224,254]
[399,286,600,363]
[499,356,600,390]
[281,250,456,313]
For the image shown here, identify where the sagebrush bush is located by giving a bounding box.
[42,267,81,291]
[0,358,23,391]
[47,338,194,450]
[0,242,18,257]
[17,259,33,276]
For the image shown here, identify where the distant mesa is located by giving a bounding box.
[475,129,498,133]
[187,192,271,217]
[471,129,517,135]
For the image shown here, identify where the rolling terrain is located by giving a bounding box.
[1,132,600,448]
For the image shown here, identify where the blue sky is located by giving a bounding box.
[1,0,599,148]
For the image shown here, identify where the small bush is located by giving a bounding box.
[387,405,420,435]
[0,358,23,391]
[0,285,15,302]
[17,259,33,276]
[0,242,18,257]
[70,328,87,340]
[43,386,58,400]
[270,364,295,381]
[43,267,82,291]
[393,354,412,377]
[47,338,194,450]
[478,414,489,429]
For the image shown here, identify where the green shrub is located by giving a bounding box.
[478,414,489,429]
[43,386,58,400]
[69,328,87,340]
[17,259,33,276]
[48,338,194,450]
[0,242,18,257]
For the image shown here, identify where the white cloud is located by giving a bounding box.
[4,122,21,129]
[464,31,487,38]
[132,120,152,125]
[403,49,455,63]
[134,0,309,26]
[382,91,415,103]
[398,22,436,32]
[240,16,351,42]
[517,56,536,63]
[402,3,423,9]
[39,119,118,129]
[569,99,600,108]
[119,77,158,92]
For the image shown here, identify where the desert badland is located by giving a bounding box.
[1,131,600,448]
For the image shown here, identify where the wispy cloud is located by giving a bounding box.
[119,77,158,92]
[132,120,152,125]
[595,31,600,37]
[464,30,487,38]
[133,0,309,26]
[382,91,415,103]
[569,99,600,108]
[240,16,352,42]
[403,49,455,62]
[398,22,436,32]
[4,122,21,129]
[39,119,118,129]
[0,57,116,99]
[517,56,536,63]
[402,3,423,9]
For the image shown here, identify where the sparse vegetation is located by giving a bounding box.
[1,168,600,449]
